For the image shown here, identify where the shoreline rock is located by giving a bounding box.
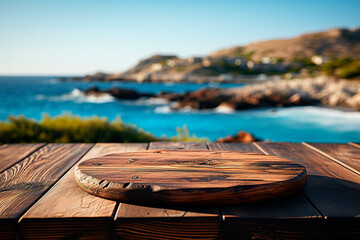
[215,131,261,143]
[82,77,360,111]
[173,77,360,111]
[83,87,154,100]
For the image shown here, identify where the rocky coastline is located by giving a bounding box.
[81,77,360,111]
[83,87,154,100]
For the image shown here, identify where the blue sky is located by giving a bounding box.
[0,0,359,75]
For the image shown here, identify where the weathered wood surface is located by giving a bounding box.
[305,142,360,175]
[0,142,359,240]
[0,144,92,219]
[0,143,45,173]
[208,143,323,240]
[257,142,360,239]
[0,144,92,239]
[115,142,220,240]
[20,143,148,239]
[76,150,307,206]
[256,142,360,218]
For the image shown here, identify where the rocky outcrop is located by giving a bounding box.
[215,131,260,143]
[82,77,360,111]
[172,88,233,110]
[83,87,154,100]
[172,77,360,111]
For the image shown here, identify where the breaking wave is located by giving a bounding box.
[154,106,173,113]
[35,89,115,103]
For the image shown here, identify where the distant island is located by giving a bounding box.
[61,28,360,83]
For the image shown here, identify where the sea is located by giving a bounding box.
[1,76,360,143]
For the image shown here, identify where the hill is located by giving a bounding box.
[210,28,360,62]
[67,28,360,83]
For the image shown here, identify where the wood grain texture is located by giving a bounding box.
[149,141,209,150]
[116,204,220,240]
[208,143,323,240]
[20,143,147,240]
[115,142,220,240]
[0,143,92,219]
[305,142,360,175]
[207,142,263,153]
[256,142,360,218]
[0,142,358,240]
[76,150,307,206]
[257,142,360,239]
[20,218,112,240]
[0,143,45,173]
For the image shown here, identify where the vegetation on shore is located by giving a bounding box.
[0,114,206,144]
[322,58,360,79]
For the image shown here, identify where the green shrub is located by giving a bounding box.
[320,58,360,79]
[0,115,208,144]
[0,114,158,144]
[322,58,351,76]
[335,60,360,79]
[171,124,208,142]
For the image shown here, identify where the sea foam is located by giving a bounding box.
[215,105,235,113]
[274,106,360,130]
[154,106,172,113]
[36,88,115,104]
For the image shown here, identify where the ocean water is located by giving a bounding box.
[1,76,359,143]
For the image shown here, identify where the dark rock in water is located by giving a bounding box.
[84,86,100,93]
[106,87,141,99]
[215,131,260,143]
[173,88,232,110]
[157,91,184,101]
[83,87,155,100]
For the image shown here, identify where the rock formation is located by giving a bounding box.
[215,131,260,143]
[173,77,360,111]
[83,87,154,100]
[82,77,360,111]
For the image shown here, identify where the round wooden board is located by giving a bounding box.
[75,150,307,206]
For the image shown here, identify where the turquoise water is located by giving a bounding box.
[1,76,359,142]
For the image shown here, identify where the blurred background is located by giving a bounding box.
[1,0,359,143]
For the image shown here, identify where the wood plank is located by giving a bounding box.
[256,142,360,239]
[0,143,45,173]
[208,143,323,240]
[0,144,46,240]
[149,141,209,150]
[256,142,360,217]
[207,142,263,153]
[115,141,220,240]
[20,143,148,240]
[349,142,360,148]
[77,150,307,206]
[0,144,45,239]
[304,142,360,175]
[0,143,93,219]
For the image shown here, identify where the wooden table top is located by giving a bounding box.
[0,142,359,240]
[76,150,307,206]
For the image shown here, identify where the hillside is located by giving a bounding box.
[210,28,360,61]
[68,28,360,83]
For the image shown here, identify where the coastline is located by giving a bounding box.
[0,76,359,143]
[80,76,360,112]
